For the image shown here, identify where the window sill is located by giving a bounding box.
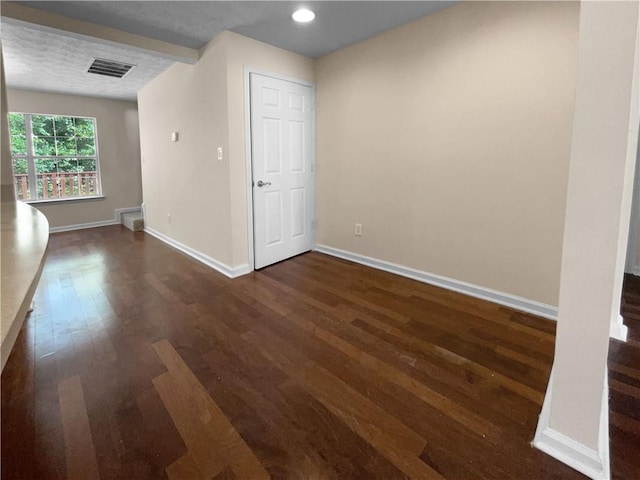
[24,195,105,205]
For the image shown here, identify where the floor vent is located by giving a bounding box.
[87,58,135,79]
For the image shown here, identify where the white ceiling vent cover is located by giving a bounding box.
[87,58,135,78]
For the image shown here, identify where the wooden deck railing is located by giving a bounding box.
[14,172,99,201]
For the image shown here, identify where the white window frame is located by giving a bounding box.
[9,112,103,203]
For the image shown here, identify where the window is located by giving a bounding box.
[9,113,102,201]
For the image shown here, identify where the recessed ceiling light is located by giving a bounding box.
[292,8,315,23]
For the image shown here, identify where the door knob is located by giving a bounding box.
[256,180,271,187]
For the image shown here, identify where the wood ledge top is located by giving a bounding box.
[1,199,49,370]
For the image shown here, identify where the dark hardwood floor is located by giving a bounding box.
[2,225,639,479]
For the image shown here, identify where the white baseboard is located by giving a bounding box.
[610,314,629,342]
[144,226,250,279]
[314,244,558,320]
[50,218,119,233]
[49,206,142,233]
[533,371,610,480]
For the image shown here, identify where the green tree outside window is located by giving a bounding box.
[8,113,101,201]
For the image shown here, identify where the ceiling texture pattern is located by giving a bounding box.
[1,1,458,100]
[2,22,174,101]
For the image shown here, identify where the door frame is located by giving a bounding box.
[243,67,317,271]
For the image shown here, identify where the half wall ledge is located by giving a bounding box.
[1,199,49,371]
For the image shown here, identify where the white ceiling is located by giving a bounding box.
[1,1,458,101]
[1,22,174,101]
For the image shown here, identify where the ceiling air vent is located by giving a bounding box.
[87,58,135,79]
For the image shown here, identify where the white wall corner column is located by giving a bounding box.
[608,0,640,346]
[533,2,640,480]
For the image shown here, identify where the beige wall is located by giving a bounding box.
[138,2,580,303]
[137,31,313,269]
[138,34,232,265]
[1,44,15,201]
[7,89,142,228]
[315,1,580,306]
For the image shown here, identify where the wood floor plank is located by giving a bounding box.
[249,303,558,479]
[3,227,639,480]
[287,297,539,433]
[275,259,413,324]
[260,268,549,426]
[153,372,227,478]
[143,272,181,303]
[239,328,443,479]
[200,315,407,479]
[285,306,501,442]
[611,378,640,398]
[152,340,270,480]
[351,312,545,404]
[166,453,206,480]
[610,360,640,381]
[57,375,100,480]
[201,349,342,479]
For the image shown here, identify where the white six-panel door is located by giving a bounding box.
[250,73,314,269]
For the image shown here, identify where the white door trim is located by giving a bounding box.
[243,67,316,271]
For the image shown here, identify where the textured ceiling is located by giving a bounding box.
[17,1,458,58]
[234,1,458,58]
[1,22,174,101]
[2,1,458,100]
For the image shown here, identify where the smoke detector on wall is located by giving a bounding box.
[87,58,135,79]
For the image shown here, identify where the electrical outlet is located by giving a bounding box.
[167,214,171,224]
[217,147,223,162]
[355,223,363,236]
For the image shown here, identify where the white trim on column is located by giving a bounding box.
[533,371,610,480]
[144,226,251,279]
[314,244,558,320]
[610,314,629,342]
